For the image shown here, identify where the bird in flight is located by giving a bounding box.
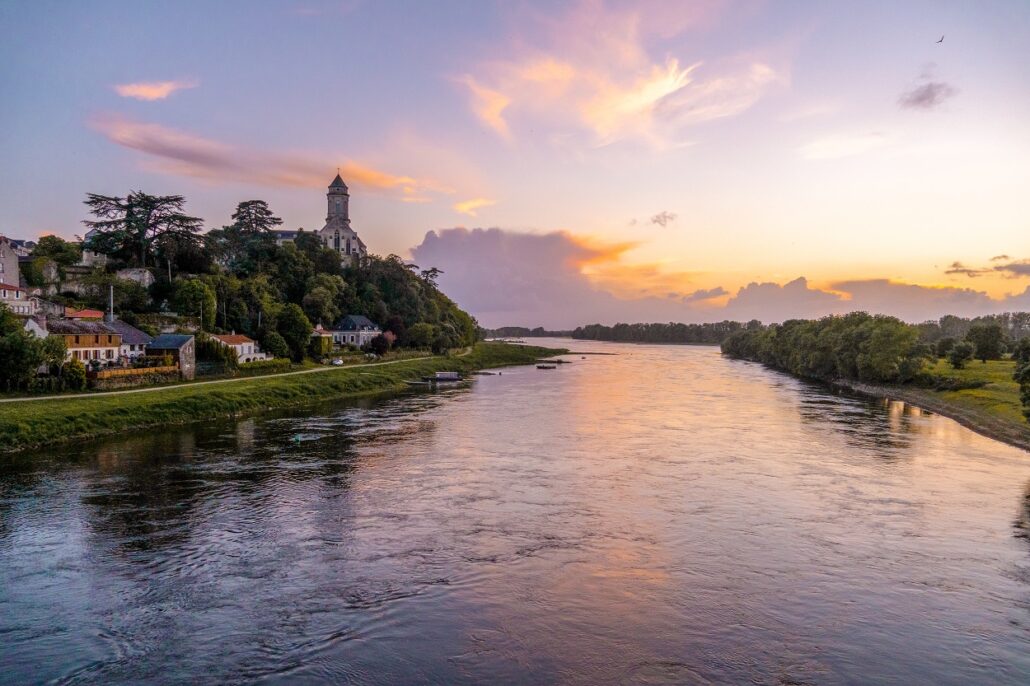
[936,34,945,43]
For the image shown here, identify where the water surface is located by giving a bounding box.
[2,340,1030,684]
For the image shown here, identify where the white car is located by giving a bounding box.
[331,358,344,366]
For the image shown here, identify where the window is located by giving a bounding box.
[75,335,80,344]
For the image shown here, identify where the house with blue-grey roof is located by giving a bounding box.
[148,334,196,379]
[328,314,381,348]
[105,319,154,361]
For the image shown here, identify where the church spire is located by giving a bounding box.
[329,170,347,191]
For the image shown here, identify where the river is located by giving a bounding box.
[2,339,1029,684]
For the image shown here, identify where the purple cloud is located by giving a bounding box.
[899,81,956,110]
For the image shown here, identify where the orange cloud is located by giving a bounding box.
[458,0,781,147]
[460,76,512,139]
[453,198,496,216]
[113,80,197,101]
[89,113,449,199]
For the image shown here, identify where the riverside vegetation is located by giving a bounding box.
[721,312,1030,449]
[0,342,561,453]
[3,193,479,393]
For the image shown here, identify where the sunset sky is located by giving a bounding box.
[2,0,1029,327]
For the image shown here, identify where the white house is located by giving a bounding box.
[328,315,382,348]
[211,333,268,363]
[1,282,34,316]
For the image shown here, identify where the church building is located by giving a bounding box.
[275,174,367,266]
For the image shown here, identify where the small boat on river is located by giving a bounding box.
[536,364,557,370]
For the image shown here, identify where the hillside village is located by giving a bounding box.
[0,175,477,392]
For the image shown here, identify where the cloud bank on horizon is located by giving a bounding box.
[411,227,1030,329]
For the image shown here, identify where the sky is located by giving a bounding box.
[2,0,1030,328]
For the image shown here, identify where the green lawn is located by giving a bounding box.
[924,358,1025,424]
[0,342,564,453]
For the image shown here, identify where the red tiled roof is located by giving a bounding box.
[212,333,254,345]
[0,282,25,292]
[65,308,105,319]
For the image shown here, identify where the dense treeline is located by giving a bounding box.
[480,326,573,338]
[720,313,932,384]
[915,312,1030,344]
[572,321,756,345]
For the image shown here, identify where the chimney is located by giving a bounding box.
[106,284,115,323]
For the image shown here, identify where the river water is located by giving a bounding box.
[2,340,1030,684]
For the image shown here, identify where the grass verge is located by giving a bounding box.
[840,358,1030,452]
[0,342,564,454]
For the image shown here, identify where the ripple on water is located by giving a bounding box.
[2,341,1030,684]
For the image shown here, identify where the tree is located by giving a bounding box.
[935,337,956,358]
[948,341,975,369]
[205,200,282,274]
[173,278,216,330]
[40,336,67,374]
[260,330,290,359]
[83,191,203,268]
[79,270,150,313]
[1015,361,1030,423]
[32,235,81,267]
[965,323,1004,363]
[367,333,390,356]
[1013,338,1030,365]
[405,322,436,349]
[309,334,333,359]
[276,303,313,362]
[384,314,406,340]
[0,304,48,391]
[196,334,239,372]
[61,359,87,391]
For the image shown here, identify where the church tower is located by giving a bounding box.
[316,172,366,266]
[327,172,349,222]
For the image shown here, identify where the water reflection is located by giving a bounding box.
[2,340,1030,685]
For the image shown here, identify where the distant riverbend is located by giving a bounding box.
[2,339,1030,684]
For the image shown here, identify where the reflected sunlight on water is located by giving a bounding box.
[2,339,1030,684]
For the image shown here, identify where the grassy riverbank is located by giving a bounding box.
[839,359,1030,452]
[0,342,564,454]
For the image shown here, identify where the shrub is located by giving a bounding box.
[260,330,290,359]
[935,337,956,358]
[238,358,292,376]
[367,333,390,356]
[948,341,975,369]
[62,359,87,391]
[1015,361,1030,423]
[1013,338,1030,365]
